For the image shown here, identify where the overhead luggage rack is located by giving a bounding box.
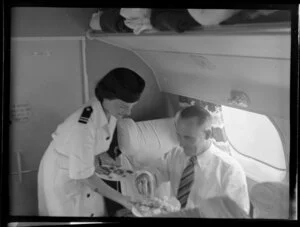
[87,22,290,37]
[86,22,291,59]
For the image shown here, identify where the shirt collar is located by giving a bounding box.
[181,142,214,166]
[196,143,214,166]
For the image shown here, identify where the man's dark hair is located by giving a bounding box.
[179,105,212,127]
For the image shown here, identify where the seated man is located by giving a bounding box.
[135,105,250,215]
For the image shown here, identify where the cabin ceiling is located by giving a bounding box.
[11,7,97,37]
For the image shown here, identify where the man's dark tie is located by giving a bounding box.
[176,156,197,209]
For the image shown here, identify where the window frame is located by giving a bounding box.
[221,106,287,179]
[267,116,289,171]
[227,138,287,172]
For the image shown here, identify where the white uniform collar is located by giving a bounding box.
[90,97,116,128]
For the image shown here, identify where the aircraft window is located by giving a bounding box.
[221,105,286,182]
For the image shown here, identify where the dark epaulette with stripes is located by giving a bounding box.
[78,106,93,124]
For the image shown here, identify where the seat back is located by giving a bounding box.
[117,117,179,199]
[250,182,289,219]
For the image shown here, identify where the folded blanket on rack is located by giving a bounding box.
[220,10,289,25]
[150,9,200,33]
[120,8,153,35]
[99,8,133,33]
[187,9,241,26]
[89,11,102,30]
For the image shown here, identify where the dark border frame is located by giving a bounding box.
[1,2,298,226]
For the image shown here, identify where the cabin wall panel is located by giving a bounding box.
[10,39,84,215]
[85,40,168,121]
[11,7,96,37]
[136,51,290,119]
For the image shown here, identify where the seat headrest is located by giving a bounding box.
[117,117,179,165]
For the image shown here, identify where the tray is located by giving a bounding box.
[95,164,135,181]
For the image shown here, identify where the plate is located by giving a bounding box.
[131,197,181,217]
[131,207,143,217]
[95,164,135,181]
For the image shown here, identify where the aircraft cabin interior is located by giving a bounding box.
[5,6,298,226]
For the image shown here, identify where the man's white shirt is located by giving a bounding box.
[145,143,250,214]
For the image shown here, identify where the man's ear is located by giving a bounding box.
[205,129,212,140]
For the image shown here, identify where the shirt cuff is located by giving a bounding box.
[70,166,95,180]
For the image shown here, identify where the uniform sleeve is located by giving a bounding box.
[67,120,96,180]
[222,164,250,214]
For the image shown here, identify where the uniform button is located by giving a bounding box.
[87,193,90,198]
[91,213,94,217]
